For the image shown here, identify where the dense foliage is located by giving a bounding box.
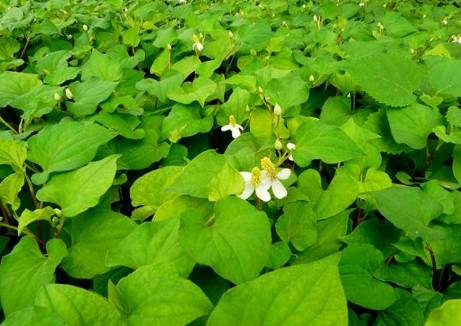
[1,0,461,324]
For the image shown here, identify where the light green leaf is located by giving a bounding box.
[35,50,79,86]
[115,264,213,326]
[0,139,27,171]
[136,71,184,103]
[0,237,67,316]
[425,299,461,326]
[106,218,195,277]
[275,201,317,251]
[81,49,122,82]
[36,155,119,217]
[17,207,56,235]
[339,244,397,310]
[161,103,213,142]
[428,59,461,98]
[359,168,393,193]
[168,150,243,200]
[167,77,217,107]
[28,120,115,184]
[0,71,41,108]
[371,186,443,240]
[92,112,145,140]
[0,172,24,209]
[35,284,124,325]
[179,197,271,284]
[2,306,65,326]
[347,53,423,107]
[61,206,136,279]
[208,254,347,326]
[387,103,443,149]
[66,78,118,117]
[131,166,183,209]
[265,72,309,109]
[294,119,363,165]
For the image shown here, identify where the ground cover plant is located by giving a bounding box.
[1,0,461,324]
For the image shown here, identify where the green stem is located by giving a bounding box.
[0,116,17,134]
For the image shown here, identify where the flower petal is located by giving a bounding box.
[221,124,232,132]
[271,179,288,199]
[231,126,242,138]
[237,124,244,131]
[255,183,271,202]
[277,168,291,180]
[288,154,293,161]
[240,171,252,183]
[239,183,255,200]
[287,142,296,150]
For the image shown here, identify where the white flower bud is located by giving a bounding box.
[309,74,315,82]
[65,88,73,99]
[193,42,204,52]
[167,43,172,50]
[273,103,282,116]
[228,30,234,38]
[53,93,61,101]
[258,86,264,94]
[83,24,88,31]
[274,139,283,150]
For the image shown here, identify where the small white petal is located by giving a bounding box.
[288,154,294,161]
[255,183,271,202]
[287,142,296,150]
[221,124,232,132]
[259,170,271,186]
[240,172,252,183]
[239,183,255,200]
[237,124,244,131]
[271,179,287,199]
[231,126,242,138]
[277,168,291,180]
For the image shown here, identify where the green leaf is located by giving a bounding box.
[0,71,41,108]
[347,53,423,107]
[375,296,425,326]
[35,50,79,85]
[2,306,65,326]
[66,78,118,117]
[61,206,136,279]
[294,120,363,165]
[237,21,273,52]
[36,155,119,217]
[35,284,124,325]
[208,254,347,325]
[131,166,183,209]
[426,299,461,326]
[371,186,443,240]
[275,201,317,251]
[387,103,443,149]
[179,197,272,284]
[428,59,461,98]
[265,72,309,109]
[81,50,122,81]
[92,112,145,140]
[0,139,27,171]
[136,71,184,103]
[0,237,67,316]
[106,218,195,277]
[17,207,56,235]
[167,77,217,107]
[161,103,213,142]
[339,244,397,310]
[315,166,359,219]
[0,172,24,209]
[168,150,243,200]
[122,26,141,47]
[115,264,213,325]
[28,120,115,184]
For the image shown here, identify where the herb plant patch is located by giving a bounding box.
[1,0,461,325]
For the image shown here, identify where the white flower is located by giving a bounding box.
[179,0,187,4]
[221,115,244,138]
[239,168,271,202]
[193,42,204,52]
[287,142,296,161]
[260,157,291,199]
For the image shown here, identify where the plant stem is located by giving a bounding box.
[0,116,17,134]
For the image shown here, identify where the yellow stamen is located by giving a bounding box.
[251,167,261,186]
[229,115,237,126]
[260,157,276,178]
